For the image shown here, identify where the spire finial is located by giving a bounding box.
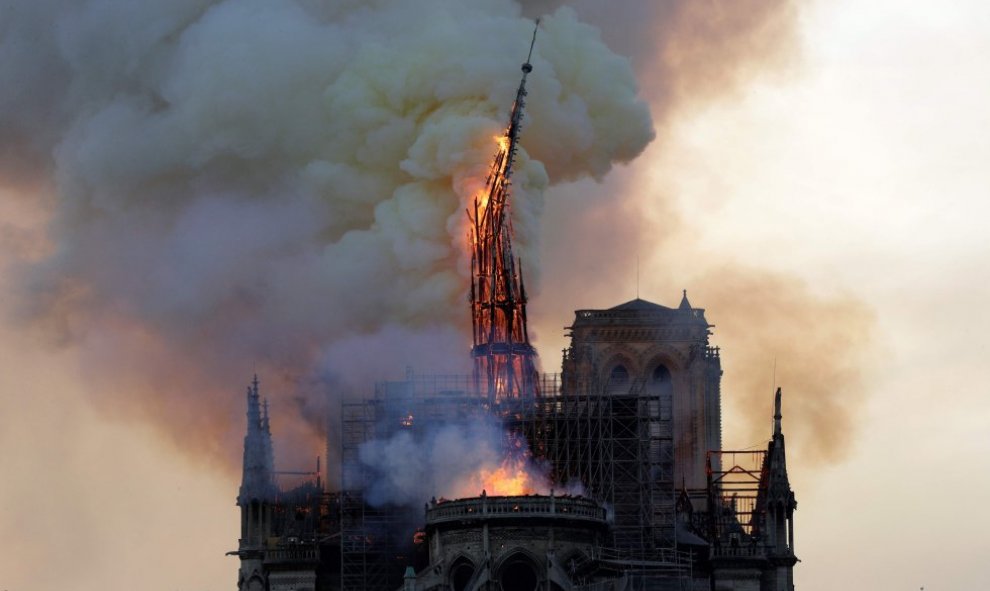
[773,387,783,437]
[524,18,540,70]
[679,289,692,311]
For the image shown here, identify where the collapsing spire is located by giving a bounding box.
[468,21,541,404]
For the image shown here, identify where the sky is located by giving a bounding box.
[641,1,990,587]
[2,0,989,589]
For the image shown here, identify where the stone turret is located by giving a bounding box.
[236,375,277,591]
[762,387,798,590]
[239,375,276,504]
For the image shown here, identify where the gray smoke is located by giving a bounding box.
[357,417,553,506]
[0,0,654,468]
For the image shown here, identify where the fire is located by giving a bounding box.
[495,134,509,153]
[468,455,547,496]
[472,134,510,215]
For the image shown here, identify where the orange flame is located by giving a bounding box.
[466,455,547,497]
[478,135,509,208]
[467,134,512,249]
[496,134,509,153]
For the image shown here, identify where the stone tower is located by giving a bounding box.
[561,292,722,489]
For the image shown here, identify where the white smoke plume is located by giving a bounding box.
[0,0,653,468]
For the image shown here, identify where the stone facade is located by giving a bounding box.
[408,494,609,591]
[562,294,722,490]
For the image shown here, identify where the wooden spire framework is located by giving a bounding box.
[469,23,541,405]
[468,21,539,405]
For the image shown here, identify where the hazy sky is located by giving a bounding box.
[2,0,989,590]
[647,1,990,588]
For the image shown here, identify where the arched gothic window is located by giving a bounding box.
[650,364,673,420]
[609,364,630,387]
[498,553,540,591]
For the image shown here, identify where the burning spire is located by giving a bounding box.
[469,21,541,404]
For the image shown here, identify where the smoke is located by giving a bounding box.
[522,1,800,110]
[356,418,551,507]
[524,0,877,467]
[2,0,871,476]
[0,0,653,469]
[689,265,875,464]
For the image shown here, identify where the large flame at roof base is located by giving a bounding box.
[464,455,550,497]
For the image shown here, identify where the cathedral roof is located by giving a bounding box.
[572,293,709,329]
[609,298,673,312]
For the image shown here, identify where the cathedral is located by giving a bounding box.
[229,26,798,591]
[231,293,798,591]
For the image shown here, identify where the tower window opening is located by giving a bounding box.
[651,364,671,383]
[651,364,673,420]
[609,365,630,386]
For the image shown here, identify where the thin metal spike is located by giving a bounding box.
[525,19,540,66]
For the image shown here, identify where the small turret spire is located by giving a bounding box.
[246,383,260,429]
[679,289,692,311]
[239,375,276,503]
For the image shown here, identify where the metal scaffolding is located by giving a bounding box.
[508,377,676,559]
[706,450,769,547]
[340,398,380,591]
[340,378,491,591]
[339,371,683,590]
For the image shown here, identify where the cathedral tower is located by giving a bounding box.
[561,292,722,488]
[556,292,723,553]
